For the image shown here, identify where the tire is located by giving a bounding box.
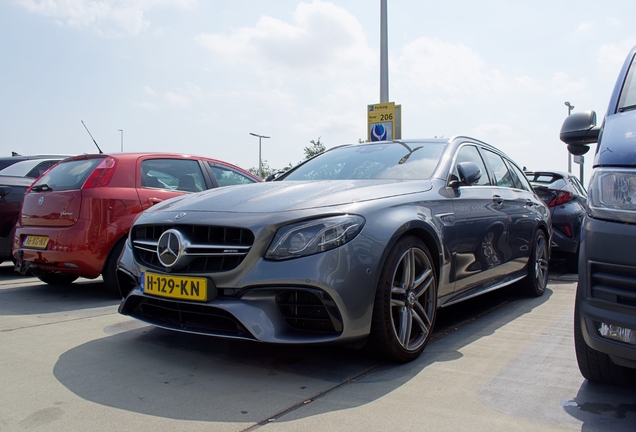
[574,300,636,385]
[367,236,437,362]
[36,271,79,286]
[521,229,549,297]
[102,239,126,298]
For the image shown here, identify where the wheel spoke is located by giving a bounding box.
[391,298,405,308]
[413,268,433,299]
[398,307,412,346]
[411,312,427,338]
[405,249,416,290]
[413,301,432,329]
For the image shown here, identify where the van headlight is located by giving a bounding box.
[265,215,365,260]
[588,168,636,223]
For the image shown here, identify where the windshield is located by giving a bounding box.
[618,55,636,112]
[284,142,445,181]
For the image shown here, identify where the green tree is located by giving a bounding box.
[303,137,326,160]
[248,137,325,179]
[248,160,293,180]
[247,160,276,179]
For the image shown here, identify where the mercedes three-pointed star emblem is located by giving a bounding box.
[157,229,185,268]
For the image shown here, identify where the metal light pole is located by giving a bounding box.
[564,102,573,173]
[380,0,389,103]
[250,132,270,178]
[118,129,124,152]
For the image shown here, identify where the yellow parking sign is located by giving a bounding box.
[368,102,400,141]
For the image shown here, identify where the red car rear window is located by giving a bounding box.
[31,158,103,192]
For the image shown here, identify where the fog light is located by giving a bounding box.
[62,263,80,269]
[597,322,636,345]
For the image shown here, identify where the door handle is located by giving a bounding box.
[148,198,163,206]
[493,195,504,205]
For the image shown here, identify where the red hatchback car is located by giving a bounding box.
[13,153,260,295]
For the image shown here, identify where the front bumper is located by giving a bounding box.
[117,233,384,344]
[577,216,636,368]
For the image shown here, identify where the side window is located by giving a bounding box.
[453,145,490,185]
[26,161,58,178]
[482,150,514,188]
[209,163,257,187]
[140,159,206,192]
[504,159,532,191]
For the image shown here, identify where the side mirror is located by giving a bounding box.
[455,162,482,187]
[560,110,600,147]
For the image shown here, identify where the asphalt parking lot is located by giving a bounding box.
[0,261,634,431]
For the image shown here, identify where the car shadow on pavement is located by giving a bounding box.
[0,279,120,316]
[52,286,558,424]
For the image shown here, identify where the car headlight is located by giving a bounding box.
[588,168,636,223]
[265,215,365,260]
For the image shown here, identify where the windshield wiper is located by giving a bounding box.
[396,141,423,164]
[30,184,53,192]
[618,104,636,113]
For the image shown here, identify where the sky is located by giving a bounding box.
[2,0,635,185]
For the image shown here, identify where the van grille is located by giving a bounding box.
[589,261,636,308]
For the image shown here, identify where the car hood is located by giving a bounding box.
[149,180,433,214]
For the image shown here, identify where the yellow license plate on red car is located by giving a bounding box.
[142,272,208,301]
[23,235,49,249]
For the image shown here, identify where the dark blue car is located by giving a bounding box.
[560,45,636,385]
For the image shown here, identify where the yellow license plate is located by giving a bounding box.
[23,235,49,249]
[142,272,208,301]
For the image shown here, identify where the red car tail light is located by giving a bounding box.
[548,191,572,207]
[82,157,117,189]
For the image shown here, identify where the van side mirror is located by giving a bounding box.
[560,110,600,147]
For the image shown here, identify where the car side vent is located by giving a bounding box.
[275,289,343,334]
[131,224,255,273]
[589,261,636,308]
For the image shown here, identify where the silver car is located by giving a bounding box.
[117,138,550,362]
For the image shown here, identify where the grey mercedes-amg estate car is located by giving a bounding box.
[117,137,551,362]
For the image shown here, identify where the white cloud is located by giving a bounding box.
[575,22,593,35]
[550,71,589,96]
[138,83,198,109]
[515,76,544,93]
[597,42,636,78]
[471,123,513,139]
[164,91,190,107]
[15,0,196,36]
[143,86,157,96]
[393,38,513,102]
[196,0,374,78]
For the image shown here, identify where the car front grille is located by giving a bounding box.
[275,289,343,334]
[131,224,254,273]
[589,261,636,309]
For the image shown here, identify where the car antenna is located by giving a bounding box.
[81,120,103,154]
